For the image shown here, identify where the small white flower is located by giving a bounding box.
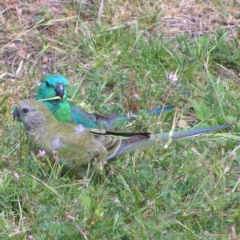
[131,93,139,101]
[113,197,120,203]
[13,228,20,233]
[14,172,19,181]
[168,72,178,83]
[38,150,46,157]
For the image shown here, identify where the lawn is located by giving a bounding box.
[1,0,240,239]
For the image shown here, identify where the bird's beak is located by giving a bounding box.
[55,83,64,99]
[13,107,20,120]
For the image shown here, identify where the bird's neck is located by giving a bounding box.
[51,99,73,123]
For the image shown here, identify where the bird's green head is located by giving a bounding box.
[36,74,68,101]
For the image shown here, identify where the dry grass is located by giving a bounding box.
[1,0,239,82]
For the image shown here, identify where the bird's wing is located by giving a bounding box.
[69,102,99,127]
[93,112,118,128]
[89,128,150,160]
[48,124,123,170]
[49,125,150,166]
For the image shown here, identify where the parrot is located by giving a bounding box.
[35,74,174,128]
[13,99,231,178]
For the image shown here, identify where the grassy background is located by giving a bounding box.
[1,0,240,239]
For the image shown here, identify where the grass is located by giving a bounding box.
[1,0,240,239]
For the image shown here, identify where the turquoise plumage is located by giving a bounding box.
[36,74,174,128]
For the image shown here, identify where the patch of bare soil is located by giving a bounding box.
[107,1,240,38]
[160,2,240,38]
[0,0,239,92]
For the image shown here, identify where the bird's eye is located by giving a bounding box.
[46,81,50,87]
[22,108,29,113]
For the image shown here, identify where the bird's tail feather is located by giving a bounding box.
[113,106,175,127]
[150,106,175,115]
[126,124,232,152]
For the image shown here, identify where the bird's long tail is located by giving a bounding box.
[112,106,175,127]
[126,124,232,152]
